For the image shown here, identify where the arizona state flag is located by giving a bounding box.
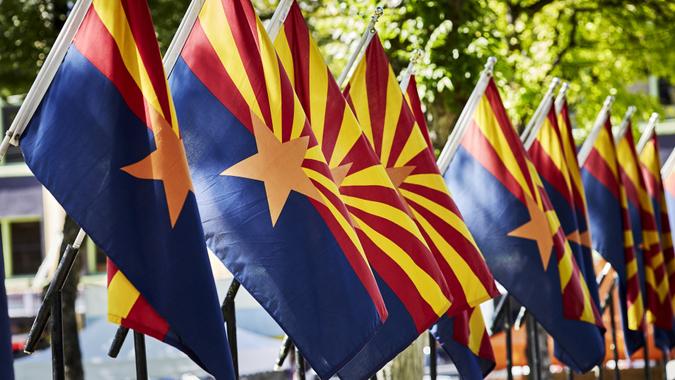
[272,3,453,376]
[344,34,498,314]
[405,74,496,379]
[580,110,645,355]
[16,0,233,377]
[663,150,675,317]
[616,125,672,333]
[527,97,605,370]
[445,78,605,372]
[166,0,392,377]
[638,129,675,350]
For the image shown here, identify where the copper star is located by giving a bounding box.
[221,112,322,226]
[330,162,353,187]
[122,111,194,228]
[566,230,591,248]
[508,195,553,270]
[386,166,416,188]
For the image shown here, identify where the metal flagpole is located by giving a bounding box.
[428,331,437,380]
[613,106,637,143]
[644,329,652,380]
[436,57,497,174]
[163,0,205,72]
[554,82,570,115]
[51,291,64,380]
[295,347,306,380]
[266,0,294,40]
[221,279,241,379]
[336,6,385,88]
[398,49,424,92]
[636,113,660,154]
[577,96,615,166]
[520,77,561,148]
[107,326,129,358]
[24,229,87,355]
[505,296,514,380]
[133,332,148,380]
[274,335,293,370]
[600,275,620,380]
[527,314,542,380]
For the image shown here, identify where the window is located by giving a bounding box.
[0,104,23,164]
[1,219,43,277]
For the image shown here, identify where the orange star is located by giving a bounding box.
[508,195,553,270]
[222,112,322,226]
[122,112,193,228]
[386,166,416,188]
[330,162,353,187]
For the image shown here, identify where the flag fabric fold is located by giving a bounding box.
[272,3,454,377]
[527,97,605,369]
[581,112,645,355]
[445,78,605,372]
[405,73,496,379]
[17,1,233,377]
[166,0,390,377]
[638,130,675,350]
[616,125,672,333]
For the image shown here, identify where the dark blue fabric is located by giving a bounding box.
[445,146,605,372]
[433,316,494,380]
[20,46,233,379]
[582,168,645,356]
[169,58,384,379]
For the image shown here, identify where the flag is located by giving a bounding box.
[616,125,672,335]
[272,3,453,376]
[581,111,645,355]
[166,0,392,377]
[663,150,675,320]
[445,78,605,372]
[0,244,13,380]
[638,129,675,350]
[527,97,605,369]
[405,73,495,378]
[17,1,233,377]
[344,34,498,314]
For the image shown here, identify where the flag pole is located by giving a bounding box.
[399,49,424,92]
[296,346,306,380]
[24,229,87,354]
[505,296,514,380]
[107,326,130,358]
[51,291,64,380]
[613,106,637,143]
[636,113,659,154]
[221,279,241,379]
[0,0,92,157]
[521,77,561,148]
[274,335,293,370]
[266,0,294,40]
[428,331,437,380]
[600,275,621,380]
[577,96,615,166]
[554,82,570,115]
[436,56,497,174]
[163,0,205,72]
[133,331,148,380]
[336,6,385,88]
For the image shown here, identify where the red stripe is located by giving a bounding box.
[118,0,173,126]
[461,120,527,203]
[452,310,470,345]
[529,139,574,207]
[364,37,390,159]
[406,76,434,150]
[220,0,273,128]
[583,149,620,199]
[180,21,254,135]
[388,102,416,168]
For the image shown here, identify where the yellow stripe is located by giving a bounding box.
[594,128,619,179]
[409,207,491,307]
[304,167,342,200]
[536,117,572,191]
[393,123,429,168]
[398,188,477,245]
[639,140,660,180]
[380,71,403,166]
[330,107,362,169]
[626,258,638,278]
[92,0,173,133]
[254,18,286,140]
[474,96,533,200]
[108,271,140,323]
[273,30,295,85]
[404,174,450,194]
[198,0,264,124]
[307,38,329,147]
[290,95,306,140]
[340,165,396,190]
[348,59,374,146]
[341,194,428,244]
[351,214,451,316]
[467,308,486,355]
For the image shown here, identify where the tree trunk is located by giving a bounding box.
[57,216,84,380]
[379,335,424,380]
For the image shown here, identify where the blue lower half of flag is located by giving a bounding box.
[432,316,494,380]
[20,46,232,378]
[169,58,383,378]
[446,147,604,372]
[336,271,420,379]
